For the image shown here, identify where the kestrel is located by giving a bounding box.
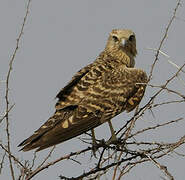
[18,29,147,151]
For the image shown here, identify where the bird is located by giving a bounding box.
[18,29,148,152]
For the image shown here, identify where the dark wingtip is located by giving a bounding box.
[18,139,27,147]
[18,138,37,152]
[17,132,44,151]
[18,139,30,152]
[18,143,37,152]
[18,147,25,152]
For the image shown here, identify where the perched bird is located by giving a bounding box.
[18,29,147,152]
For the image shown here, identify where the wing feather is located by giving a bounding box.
[18,106,102,151]
[56,64,92,100]
[79,66,148,120]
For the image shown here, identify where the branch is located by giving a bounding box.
[59,155,139,180]
[128,118,184,139]
[148,0,181,81]
[0,144,28,171]
[26,147,91,180]
[146,155,174,180]
[4,0,32,179]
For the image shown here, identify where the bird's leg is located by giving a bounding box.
[91,129,97,146]
[91,129,98,157]
[106,120,117,144]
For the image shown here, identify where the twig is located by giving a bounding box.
[148,84,185,99]
[148,0,181,81]
[26,147,91,180]
[128,118,184,139]
[112,150,123,180]
[146,155,174,180]
[0,144,27,171]
[5,1,32,179]
[0,104,15,124]
[112,108,138,180]
[30,151,37,169]
[59,155,139,180]
[151,100,185,108]
[36,146,55,170]
[146,48,185,73]
[117,163,137,180]
[97,148,106,168]
[0,150,6,174]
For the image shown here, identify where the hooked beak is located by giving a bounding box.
[121,38,127,47]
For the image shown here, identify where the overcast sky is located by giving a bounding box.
[0,0,185,179]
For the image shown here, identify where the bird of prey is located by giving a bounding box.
[18,29,147,152]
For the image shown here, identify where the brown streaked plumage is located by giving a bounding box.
[18,29,147,152]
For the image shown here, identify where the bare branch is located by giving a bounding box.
[0,144,28,171]
[129,118,184,139]
[4,0,32,179]
[146,155,174,180]
[148,0,181,81]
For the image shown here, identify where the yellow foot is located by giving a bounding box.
[106,120,118,145]
[92,141,98,158]
[91,129,99,158]
[106,134,118,145]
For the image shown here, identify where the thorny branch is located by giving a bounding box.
[0,104,15,124]
[0,144,28,171]
[2,0,31,180]
[25,147,92,180]
[148,0,181,81]
[128,117,184,139]
[146,155,174,180]
[58,134,185,180]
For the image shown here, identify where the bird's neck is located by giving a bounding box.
[104,48,135,68]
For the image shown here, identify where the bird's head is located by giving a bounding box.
[105,29,137,67]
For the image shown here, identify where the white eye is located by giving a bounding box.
[112,35,119,42]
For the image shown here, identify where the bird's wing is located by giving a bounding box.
[18,105,103,151]
[124,68,148,112]
[18,62,105,151]
[56,63,92,101]
[55,59,110,110]
[79,66,148,121]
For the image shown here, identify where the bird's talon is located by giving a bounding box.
[92,145,98,158]
[106,135,118,145]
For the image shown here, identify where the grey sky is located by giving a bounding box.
[0,0,185,179]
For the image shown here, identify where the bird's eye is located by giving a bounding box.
[112,35,119,42]
[129,35,135,41]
